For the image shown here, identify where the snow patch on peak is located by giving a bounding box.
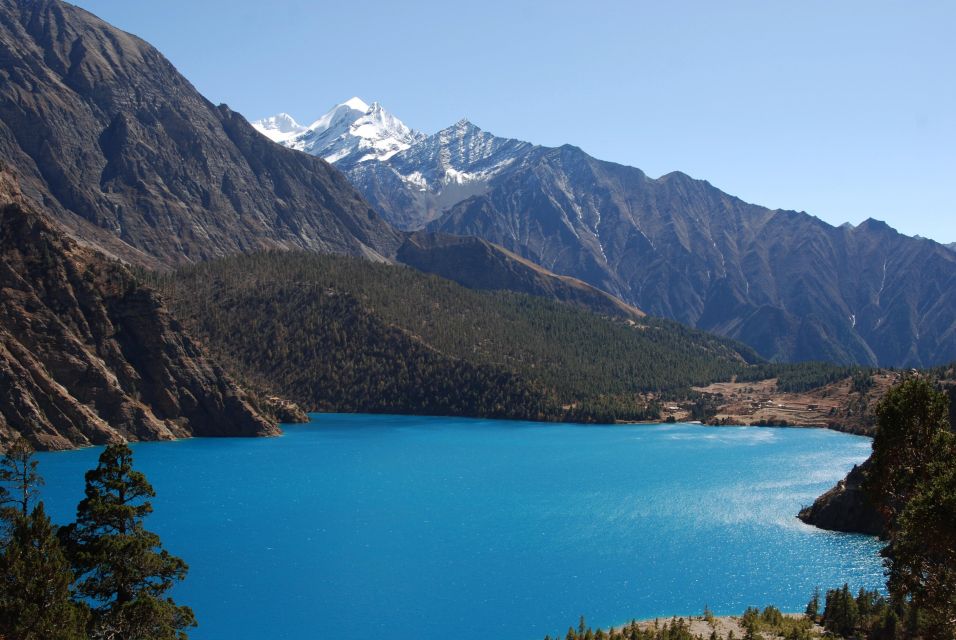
[342,97,370,112]
[305,99,368,134]
[252,101,533,207]
[443,167,477,185]
[267,113,301,129]
[251,113,307,143]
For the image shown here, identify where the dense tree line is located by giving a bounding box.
[736,362,871,393]
[145,252,761,422]
[151,272,565,422]
[0,440,193,640]
[809,584,906,639]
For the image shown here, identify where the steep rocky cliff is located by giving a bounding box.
[0,0,401,268]
[0,168,278,450]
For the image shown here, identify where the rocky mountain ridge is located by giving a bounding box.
[0,0,401,269]
[0,166,278,450]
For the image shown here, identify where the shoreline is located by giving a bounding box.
[604,612,818,639]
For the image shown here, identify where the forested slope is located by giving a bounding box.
[150,252,761,422]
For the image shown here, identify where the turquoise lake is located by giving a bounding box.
[36,415,885,640]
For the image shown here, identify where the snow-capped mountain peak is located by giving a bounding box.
[251,100,538,228]
[349,102,421,160]
[303,97,368,134]
[254,98,423,166]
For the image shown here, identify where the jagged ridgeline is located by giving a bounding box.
[147,252,761,423]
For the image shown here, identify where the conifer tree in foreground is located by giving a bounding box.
[64,443,196,640]
[0,503,88,639]
[0,438,87,640]
[866,378,956,638]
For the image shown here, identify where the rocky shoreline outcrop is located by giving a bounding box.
[797,460,884,536]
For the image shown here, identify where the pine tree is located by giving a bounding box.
[0,503,88,639]
[866,377,951,524]
[877,608,901,640]
[0,476,8,531]
[805,587,820,622]
[822,583,859,637]
[865,377,956,636]
[64,443,196,640]
[891,459,956,638]
[0,436,43,521]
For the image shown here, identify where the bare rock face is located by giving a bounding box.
[260,396,310,424]
[0,168,278,450]
[797,460,884,536]
[0,0,401,269]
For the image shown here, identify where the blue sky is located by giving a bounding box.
[72,0,955,244]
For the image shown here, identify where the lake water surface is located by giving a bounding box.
[37,415,884,640]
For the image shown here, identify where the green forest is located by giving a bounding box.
[145,252,764,422]
[736,362,868,393]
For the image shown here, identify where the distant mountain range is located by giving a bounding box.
[258,98,425,165]
[255,101,956,367]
